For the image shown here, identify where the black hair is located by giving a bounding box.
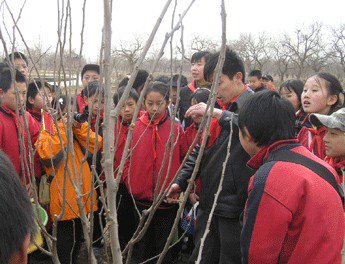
[83,80,104,98]
[118,76,129,88]
[154,75,170,84]
[190,88,211,104]
[0,63,26,92]
[4,51,28,66]
[238,90,295,147]
[279,79,304,105]
[313,72,344,113]
[204,47,246,83]
[191,51,210,64]
[26,81,52,109]
[81,64,100,79]
[117,70,149,93]
[262,74,273,82]
[0,151,36,264]
[144,81,170,103]
[113,87,139,105]
[170,74,188,87]
[52,95,70,113]
[249,69,262,79]
[133,69,149,91]
[50,84,60,94]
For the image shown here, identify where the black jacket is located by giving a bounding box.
[175,88,254,218]
[178,85,194,128]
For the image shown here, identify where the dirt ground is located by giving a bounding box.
[28,243,190,264]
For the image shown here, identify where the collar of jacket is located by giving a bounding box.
[228,87,254,113]
[247,139,300,170]
[27,107,42,121]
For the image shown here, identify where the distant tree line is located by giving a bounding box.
[4,22,344,85]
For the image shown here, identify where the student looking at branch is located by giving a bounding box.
[124,81,188,263]
[238,91,344,264]
[167,48,254,263]
[36,95,102,264]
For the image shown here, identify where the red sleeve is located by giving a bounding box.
[27,112,40,145]
[243,191,292,263]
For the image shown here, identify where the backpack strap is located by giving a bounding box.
[267,150,344,203]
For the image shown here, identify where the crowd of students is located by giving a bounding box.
[0,49,344,264]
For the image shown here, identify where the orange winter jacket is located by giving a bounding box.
[36,120,102,221]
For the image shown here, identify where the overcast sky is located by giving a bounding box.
[2,0,344,61]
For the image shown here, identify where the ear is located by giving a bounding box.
[234,72,243,82]
[326,94,338,107]
[244,127,254,142]
[28,96,35,105]
[9,233,30,264]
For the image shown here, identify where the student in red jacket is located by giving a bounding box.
[239,91,344,264]
[0,63,40,187]
[297,72,344,159]
[310,108,345,184]
[26,80,54,185]
[113,87,139,249]
[125,81,187,263]
[75,64,100,113]
[26,81,53,126]
[278,79,306,135]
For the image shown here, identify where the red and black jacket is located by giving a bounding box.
[241,140,344,264]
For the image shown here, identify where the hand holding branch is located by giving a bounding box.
[185,102,223,120]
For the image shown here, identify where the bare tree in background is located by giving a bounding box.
[269,40,293,82]
[231,33,270,72]
[282,22,324,79]
[113,37,145,72]
[330,24,345,79]
[190,35,219,53]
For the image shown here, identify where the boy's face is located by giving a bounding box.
[0,82,27,111]
[239,128,258,157]
[13,58,29,79]
[43,87,53,104]
[120,97,137,123]
[215,73,243,106]
[263,79,273,89]
[171,87,178,105]
[323,127,345,158]
[85,94,104,116]
[248,76,262,90]
[82,70,100,87]
[191,58,206,83]
[29,87,52,111]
